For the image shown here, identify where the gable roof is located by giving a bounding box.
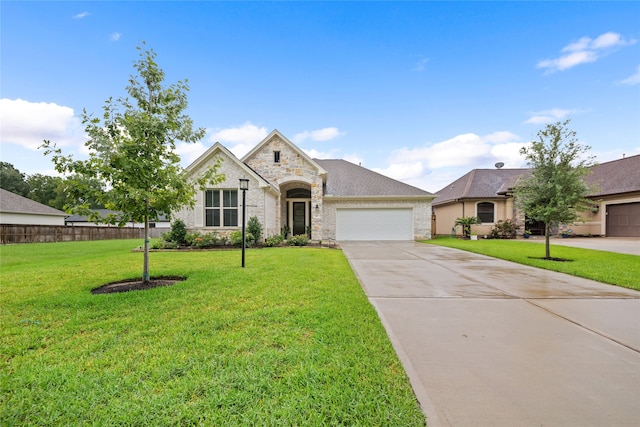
[0,188,67,216]
[242,129,327,177]
[186,142,278,193]
[587,154,640,197]
[433,168,527,206]
[315,159,434,198]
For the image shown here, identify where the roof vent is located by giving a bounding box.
[495,162,504,169]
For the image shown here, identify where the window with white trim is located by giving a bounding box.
[205,189,238,227]
[477,202,495,223]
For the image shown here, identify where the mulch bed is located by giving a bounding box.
[91,276,186,294]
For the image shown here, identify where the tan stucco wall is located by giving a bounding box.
[434,199,513,237]
[322,198,432,241]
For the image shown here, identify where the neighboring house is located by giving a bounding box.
[0,188,67,225]
[65,209,171,229]
[433,154,640,238]
[174,129,435,241]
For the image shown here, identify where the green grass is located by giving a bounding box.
[0,240,425,426]
[423,237,640,291]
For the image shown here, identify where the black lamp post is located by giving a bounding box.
[239,178,249,268]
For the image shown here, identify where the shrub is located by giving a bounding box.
[454,216,481,239]
[230,230,255,247]
[166,219,188,245]
[490,219,518,239]
[247,216,262,244]
[264,234,285,247]
[288,234,309,246]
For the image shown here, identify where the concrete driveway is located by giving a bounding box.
[340,241,640,427]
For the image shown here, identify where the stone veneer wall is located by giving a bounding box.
[244,135,325,240]
[322,199,432,241]
[173,150,276,239]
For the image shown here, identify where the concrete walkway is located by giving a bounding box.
[340,241,640,427]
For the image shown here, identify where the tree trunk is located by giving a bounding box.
[143,201,150,283]
[544,223,551,259]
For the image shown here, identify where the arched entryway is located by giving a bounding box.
[282,185,312,237]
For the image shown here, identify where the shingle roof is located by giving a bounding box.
[0,188,68,216]
[433,154,640,206]
[586,154,640,197]
[433,168,527,206]
[314,159,434,198]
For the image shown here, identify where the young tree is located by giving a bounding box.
[42,44,223,283]
[513,120,596,259]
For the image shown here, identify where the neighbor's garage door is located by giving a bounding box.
[336,208,413,240]
[606,202,640,237]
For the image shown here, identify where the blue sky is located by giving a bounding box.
[1,1,639,193]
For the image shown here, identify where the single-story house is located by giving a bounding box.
[0,188,68,225]
[173,129,435,241]
[65,209,171,229]
[432,154,640,238]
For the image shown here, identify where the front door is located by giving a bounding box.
[292,202,306,236]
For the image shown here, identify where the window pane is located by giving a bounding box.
[205,209,220,226]
[223,190,237,207]
[477,202,494,223]
[214,191,220,207]
[205,190,213,207]
[224,209,238,226]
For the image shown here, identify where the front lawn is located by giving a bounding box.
[424,237,640,291]
[0,240,425,426]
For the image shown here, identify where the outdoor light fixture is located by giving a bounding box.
[239,178,249,267]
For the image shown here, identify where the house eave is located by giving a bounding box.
[323,195,436,202]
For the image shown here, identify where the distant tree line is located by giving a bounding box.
[0,162,105,211]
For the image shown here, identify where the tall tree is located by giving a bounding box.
[513,120,596,259]
[0,162,30,196]
[26,174,64,208]
[42,44,223,283]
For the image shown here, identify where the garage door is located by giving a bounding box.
[336,208,413,240]
[606,202,640,237]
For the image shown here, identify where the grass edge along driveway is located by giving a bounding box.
[0,240,426,426]
[423,237,639,291]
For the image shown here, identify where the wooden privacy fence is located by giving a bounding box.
[1,224,149,244]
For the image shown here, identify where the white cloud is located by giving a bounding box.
[618,65,640,86]
[207,122,268,158]
[293,127,344,143]
[374,131,527,192]
[73,11,90,19]
[537,32,636,73]
[524,108,574,124]
[412,58,429,72]
[109,32,122,42]
[0,98,87,150]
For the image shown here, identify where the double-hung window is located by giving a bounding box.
[205,189,238,227]
[477,202,495,223]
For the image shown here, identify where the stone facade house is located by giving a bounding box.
[174,130,435,241]
[432,154,640,238]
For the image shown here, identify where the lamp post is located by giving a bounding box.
[239,178,249,268]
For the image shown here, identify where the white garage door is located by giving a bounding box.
[336,208,413,240]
